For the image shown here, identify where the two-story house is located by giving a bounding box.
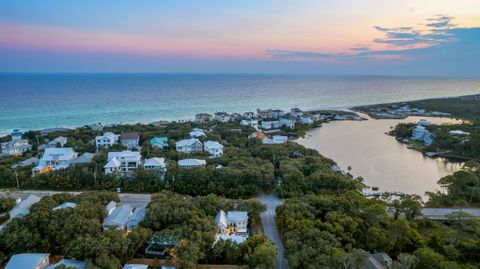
[176,138,203,153]
[104,151,142,174]
[32,148,78,175]
[204,141,224,158]
[95,132,119,149]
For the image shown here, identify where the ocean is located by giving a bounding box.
[1,73,480,134]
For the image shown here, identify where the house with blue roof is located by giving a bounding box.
[127,207,147,231]
[5,253,50,269]
[150,137,169,150]
[46,259,86,269]
[103,204,134,231]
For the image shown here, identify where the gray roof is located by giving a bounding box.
[10,195,41,219]
[5,253,50,269]
[46,259,85,269]
[227,211,248,222]
[120,132,139,140]
[127,207,146,229]
[103,204,133,228]
[73,153,95,164]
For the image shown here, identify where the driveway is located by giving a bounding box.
[258,193,290,269]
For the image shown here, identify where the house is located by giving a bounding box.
[263,135,288,144]
[1,139,31,156]
[279,117,296,129]
[144,157,167,178]
[412,125,434,145]
[13,157,39,168]
[52,202,77,211]
[417,118,431,126]
[123,265,148,269]
[290,108,304,117]
[72,152,95,165]
[47,136,68,148]
[95,132,119,149]
[189,128,206,138]
[300,115,314,125]
[104,151,142,174]
[40,127,70,137]
[150,137,169,149]
[242,112,256,119]
[126,207,147,231]
[9,194,41,220]
[46,259,86,269]
[214,210,249,244]
[204,141,224,157]
[214,112,231,123]
[176,138,203,153]
[178,159,206,168]
[249,131,267,139]
[240,120,259,130]
[103,204,134,231]
[418,208,480,221]
[195,113,213,122]
[120,132,140,150]
[5,253,50,269]
[260,120,281,130]
[32,148,78,175]
[89,123,104,132]
[257,109,284,119]
[105,201,117,216]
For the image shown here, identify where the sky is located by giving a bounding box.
[0,0,479,76]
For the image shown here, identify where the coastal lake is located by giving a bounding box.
[296,114,464,197]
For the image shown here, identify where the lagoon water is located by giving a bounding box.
[1,73,480,134]
[296,115,464,196]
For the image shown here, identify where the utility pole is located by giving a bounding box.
[14,169,20,189]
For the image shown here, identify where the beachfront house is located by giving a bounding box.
[89,123,104,132]
[300,115,314,125]
[412,125,434,145]
[104,151,142,174]
[263,135,288,144]
[5,253,50,269]
[178,158,206,168]
[242,112,256,119]
[95,132,119,149]
[260,120,281,130]
[240,120,259,130]
[120,132,140,150]
[257,109,285,119]
[0,129,32,156]
[9,194,41,220]
[176,138,203,153]
[417,118,431,126]
[290,108,304,117]
[204,141,224,157]
[214,210,249,244]
[214,112,231,123]
[280,117,296,129]
[103,204,134,231]
[189,128,206,138]
[150,137,169,149]
[195,113,213,122]
[32,148,78,175]
[47,136,68,148]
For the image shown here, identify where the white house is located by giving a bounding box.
[104,151,142,174]
[47,136,68,148]
[214,210,249,244]
[290,108,304,117]
[300,115,314,125]
[214,112,231,123]
[176,138,203,153]
[412,125,434,145]
[9,194,41,220]
[178,158,206,168]
[5,253,50,269]
[279,118,296,129]
[103,204,134,231]
[263,135,288,144]
[240,120,259,130]
[126,207,146,231]
[32,148,78,175]
[261,120,281,130]
[204,141,224,157]
[195,113,212,122]
[95,132,119,149]
[1,139,31,156]
[242,112,256,119]
[144,157,166,171]
[120,132,140,150]
[189,128,206,138]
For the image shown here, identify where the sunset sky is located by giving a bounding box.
[1,0,479,76]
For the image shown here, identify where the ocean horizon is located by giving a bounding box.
[1,73,480,134]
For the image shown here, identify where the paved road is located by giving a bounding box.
[0,190,151,208]
[258,193,290,269]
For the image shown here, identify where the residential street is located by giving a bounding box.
[258,193,290,269]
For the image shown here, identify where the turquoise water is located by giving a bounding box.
[1,73,480,134]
